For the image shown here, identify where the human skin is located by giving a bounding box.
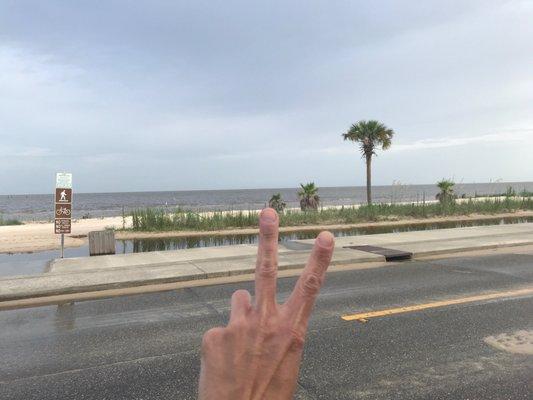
[198,208,335,400]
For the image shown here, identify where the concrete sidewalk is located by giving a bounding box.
[1,223,532,303]
[0,245,381,301]
[294,223,533,256]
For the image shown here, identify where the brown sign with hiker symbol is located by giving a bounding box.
[55,188,73,234]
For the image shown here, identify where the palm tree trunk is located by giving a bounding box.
[366,154,372,205]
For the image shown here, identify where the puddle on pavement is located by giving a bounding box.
[1,216,531,277]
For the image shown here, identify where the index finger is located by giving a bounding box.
[254,208,279,313]
[283,231,334,330]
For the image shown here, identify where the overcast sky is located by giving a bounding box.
[1,1,531,194]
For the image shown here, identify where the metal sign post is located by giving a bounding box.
[55,173,73,258]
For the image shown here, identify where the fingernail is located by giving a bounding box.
[260,208,277,222]
[317,232,334,247]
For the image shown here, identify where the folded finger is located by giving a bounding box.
[229,289,252,324]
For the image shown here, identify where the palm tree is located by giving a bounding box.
[436,179,456,204]
[268,193,287,213]
[342,120,394,205]
[298,182,320,211]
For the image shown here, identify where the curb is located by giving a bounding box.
[0,253,383,303]
[410,241,533,258]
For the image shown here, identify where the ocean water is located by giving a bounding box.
[1,182,532,221]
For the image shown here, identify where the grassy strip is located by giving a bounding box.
[129,198,533,231]
[0,215,23,226]
[473,188,533,198]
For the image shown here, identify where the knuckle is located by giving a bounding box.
[231,289,251,307]
[228,319,248,333]
[289,328,305,351]
[258,259,277,278]
[261,230,277,241]
[300,273,322,297]
[201,327,225,349]
[232,289,249,298]
[260,244,277,260]
[258,315,278,336]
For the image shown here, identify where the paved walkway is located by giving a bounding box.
[1,223,532,303]
[295,222,533,256]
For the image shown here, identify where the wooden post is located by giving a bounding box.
[88,230,116,256]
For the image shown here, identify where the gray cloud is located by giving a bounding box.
[0,0,531,194]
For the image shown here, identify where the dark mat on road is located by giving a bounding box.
[344,245,413,261]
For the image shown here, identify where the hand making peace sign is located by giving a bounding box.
[198,207,335,400]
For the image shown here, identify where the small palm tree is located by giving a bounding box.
[436,179,456,204]
[298,182,320,211]
[504,186,516,197]
[342,120,394,205]
[268,193,287,213]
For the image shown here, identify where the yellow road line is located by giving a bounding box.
[341,287,533,322]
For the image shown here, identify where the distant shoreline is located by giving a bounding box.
[2,180,532,197]
[2,181,533,222]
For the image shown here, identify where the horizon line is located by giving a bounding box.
[1,180,532,197]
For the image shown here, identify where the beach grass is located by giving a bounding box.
[473,187,533,198]
[131,208,258,231]
[0,215,23,226]
[129,197,533,231]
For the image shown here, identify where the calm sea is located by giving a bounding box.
[1,182,532,221]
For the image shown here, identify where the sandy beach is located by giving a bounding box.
[1,209,532,254]
[0,217,131,254]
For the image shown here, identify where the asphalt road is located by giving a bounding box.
[0,249,532,399]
